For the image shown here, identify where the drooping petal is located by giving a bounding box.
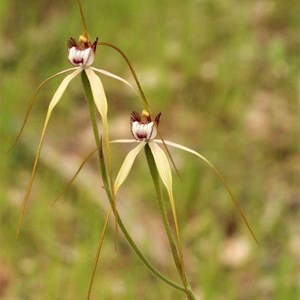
[91,67,141,99]
[148,141,182,250]
[154,139,258,244]
[110,139,138,144]
[17,68,81,235]
[114,142,146,193]
[47,69,82,110]
[84,68,108,120]
[8,68,79,153]
[148,142,172,192]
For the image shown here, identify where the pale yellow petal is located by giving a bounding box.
[48,69,82,110]
[154,139,258,244]
[148,142,172,192]
[17,69,81,235]
[84,68,108,119]
[148,142,181,248]
[114,142,145,193]
[110,139,138,144]
[91,67,141,99]
[8,68,79,153]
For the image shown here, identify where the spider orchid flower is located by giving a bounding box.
[15,35,139,235]
[111,111,258,245]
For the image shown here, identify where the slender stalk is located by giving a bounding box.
[98,42,151,113]
[145,145,185,281]
[144,144,196,300]
[81,71,119,248]
[87,208,112,300]
[77,0,90,43]
[98,42,181,179]
[81,71,187,293]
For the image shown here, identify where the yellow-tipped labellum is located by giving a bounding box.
[17,69,81,235]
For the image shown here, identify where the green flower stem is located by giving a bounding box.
[81,71,187,293]
[81,71,110,191]
[77,0,90,42]
[145,144,196,300]
[98,41,181,180]
[145,145,185,279]
[81,71,119,244]
[98,42,151,114]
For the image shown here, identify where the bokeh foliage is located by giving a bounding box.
[0,0,299,299]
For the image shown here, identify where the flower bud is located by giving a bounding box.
[130,111,161,142]
[67,37,98,67]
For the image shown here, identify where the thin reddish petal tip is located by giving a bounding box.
[67,37,77,49]
[91,37,98,53]
[155,113,162,125]
[130,111,141,123]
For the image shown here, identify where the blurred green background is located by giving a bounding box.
[1,0,299,299]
